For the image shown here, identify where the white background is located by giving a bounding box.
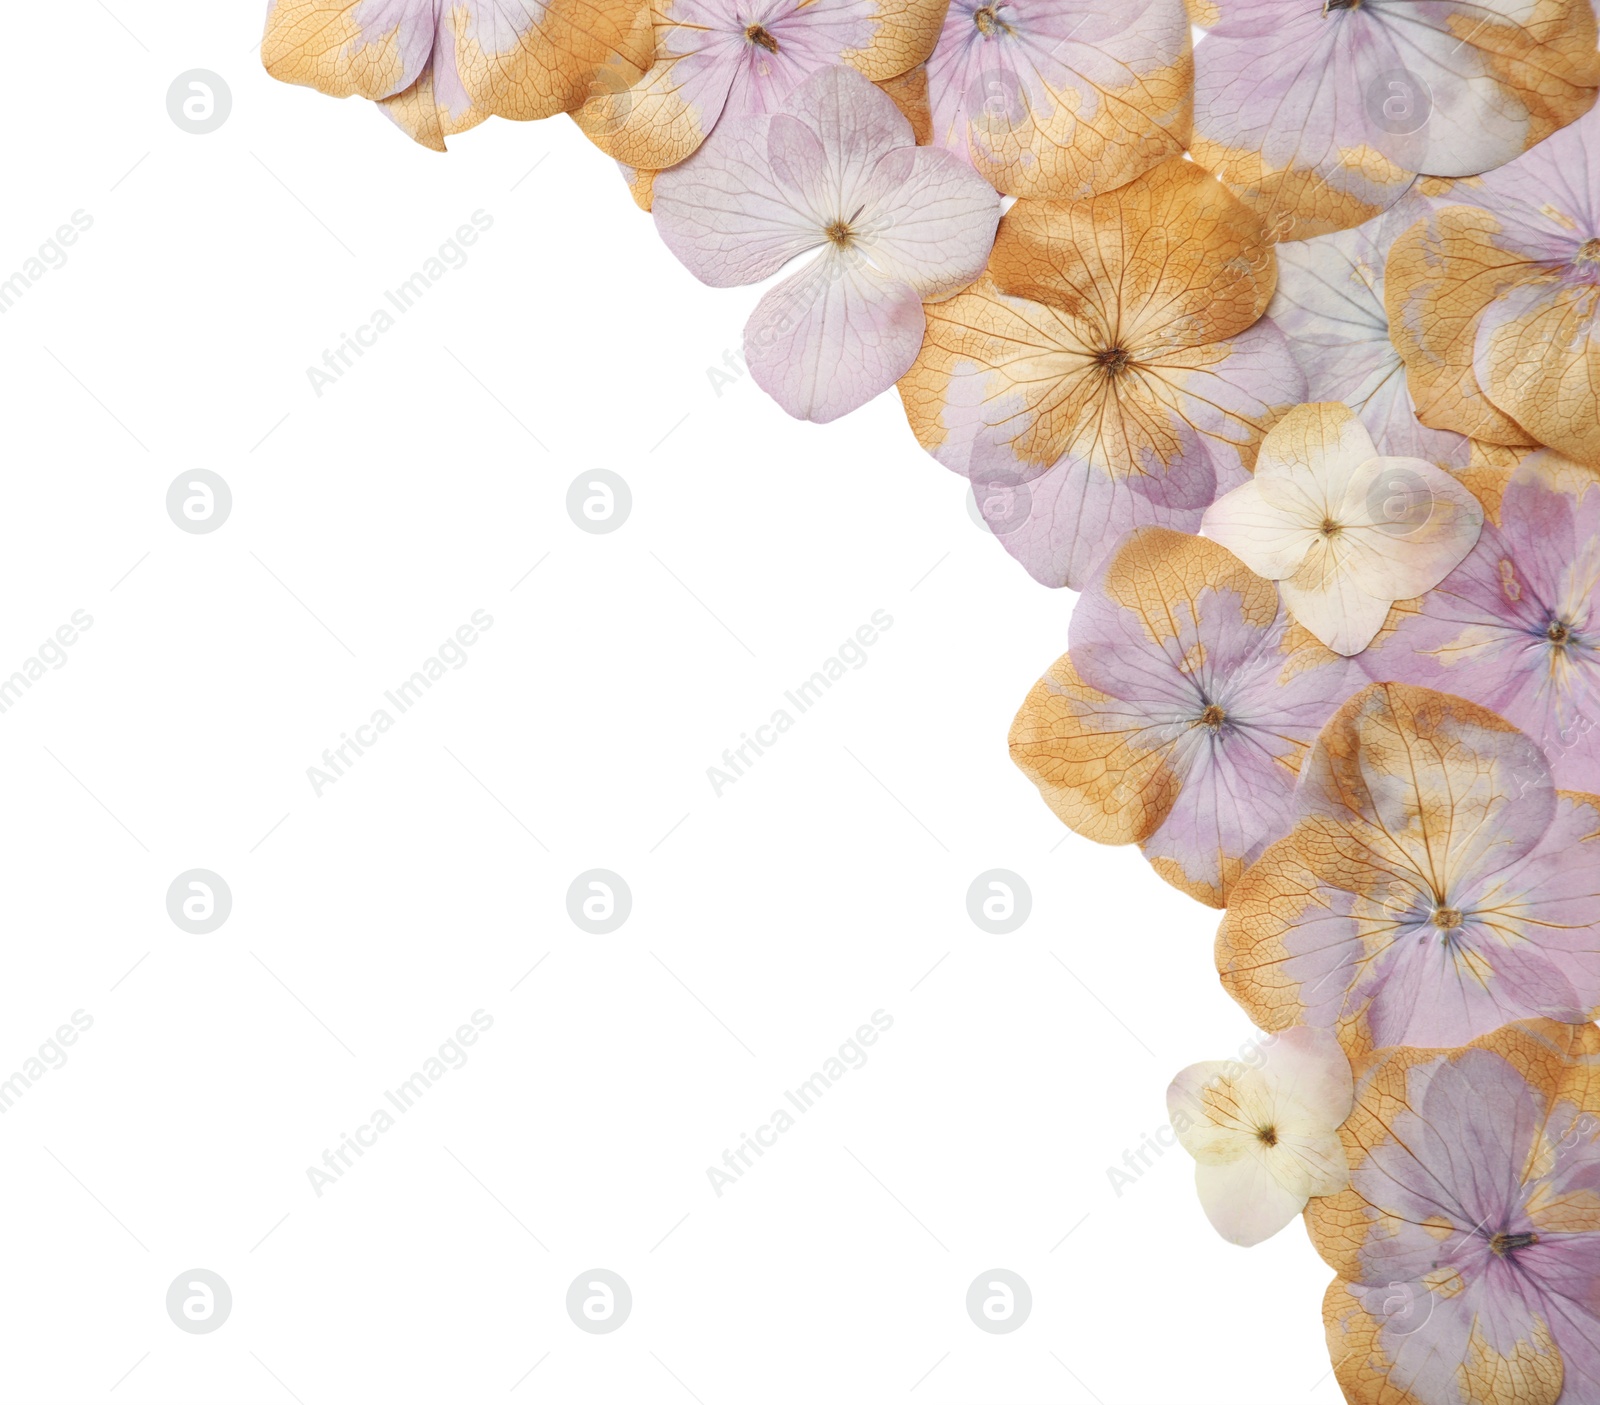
[1,4,1339,1402]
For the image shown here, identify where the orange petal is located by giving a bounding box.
[1385,205,1542,447]
[989,157,1275,349]
[1008,648,1182,846]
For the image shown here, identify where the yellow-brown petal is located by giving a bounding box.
[843,0,945,82]
[1478,282,1600,469]
[1008,650,1182,846]
[262,0,418,100]
[453,0,655,122]
[877,63,932,145]
[989,158,1276,350]
[1385,207,1542,448]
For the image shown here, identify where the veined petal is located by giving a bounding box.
[988,157,1276,350]
[924,0,1192,200]
[573,27,739,169]
[450,0,654,120]
[1385,203,1548,448]
[1281,544,1398,656]
[1217,685,1600,1050]
[1014,527,1358,904]
[263,0,655,145]
[907,310,1301,589]
[1267,203,1470,466]
[1328,457,1484,602]
[1476,276,1600,471]
[744,249,925,422]
[652,116,826,285]
[263,0,436,100]
[1202,479,1322,581]
[1202,403,1380,581]
[1309,1023,1600,1405]
[859,145,1000,299]
[1192,0,1599,240]
[1168,1026,1353,1246]
[1358,452,1600,793]
[1193,1154,1313,1246]
[1296,682,1555,888]
[1008,647,1185,845]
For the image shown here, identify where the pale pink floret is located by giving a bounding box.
[652,65,1001,423]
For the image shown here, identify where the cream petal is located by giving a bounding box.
[1330,457,1485,601]
[1280,539,1397,655]
[1201,478,1321,580]
[1257,1025,1353,1134]
[1193,1154,1309,1247]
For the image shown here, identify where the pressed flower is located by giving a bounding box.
[901,156,1304,590]
[1201,402,1482,656]
[652,65,1000,424]
[1388,99,1600,469]
[261,0,652,150]
[1191,0,1600,240]
[1267,200,1467,468]
[1363,452,1600,793]
[922,0,1192,200]
[1217,682,1600,1052]
[1009,527,1361,907]
[573,0,944,174]
[1310,1019,1600,1405]
[1168,1025,1352,1247]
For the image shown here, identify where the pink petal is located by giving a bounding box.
[745,251,926,422]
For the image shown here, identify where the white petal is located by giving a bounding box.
[1168,1062,1275,1163]
[1194,1154,1308,1247]
[1280,537,1396,655]
[1257,1025,1353,1131]
[1334,456,1485,600]
[1200,479,1319,579]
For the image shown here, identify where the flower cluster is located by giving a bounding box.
[263,1,1600,1396]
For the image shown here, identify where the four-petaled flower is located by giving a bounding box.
[1218,682,1600,1051]
[653,65,1000,423]
[1201,402,1482,656]
[901,156,1304,590]
[1010,527,1361,907]
[1168,1025,1353,1247]
[1311,1020,1600,1405]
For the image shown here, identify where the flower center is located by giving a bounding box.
[972,4,1011,35]
[744,23,780,52]
[1547,618,1573,646]
[1319,517,1342,539]
[1197,703,1226,730]
[1257,1125,1278,1148]
[1574,238,1600,265]
[1490,1231,1539,1257]
[1322,0,1361,11]
[1432,906,1463,931]
[1094,345,1132,377]
[824,220,855,247]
